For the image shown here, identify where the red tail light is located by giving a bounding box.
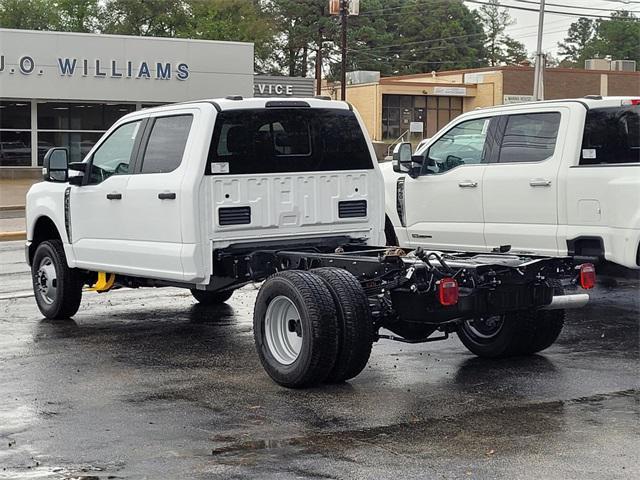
[622,99,640,106]
[579,263,596,290]
[438,277,459,306]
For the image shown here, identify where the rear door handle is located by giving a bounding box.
[158,192,176,200]
[530,179,552,187]
[458,180,478,188]
[106,193,122,200]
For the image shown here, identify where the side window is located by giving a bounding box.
[140,115,193,174]
[425,117,490,173]
[498,112,560,163]
[89,120,142,184]
[580,106,640,165]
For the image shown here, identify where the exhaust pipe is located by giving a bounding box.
[541,293,589,310]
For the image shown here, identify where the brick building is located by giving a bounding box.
[323,66,640,142]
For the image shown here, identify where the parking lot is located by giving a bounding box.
[1,239,638,479]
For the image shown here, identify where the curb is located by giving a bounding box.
[0,205,25,212]
[0,231,26,241]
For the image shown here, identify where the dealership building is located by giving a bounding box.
[0,28,259,174]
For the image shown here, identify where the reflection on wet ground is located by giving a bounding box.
[0,240,638,479]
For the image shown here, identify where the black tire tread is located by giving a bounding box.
[32,239,83,319]
[253,270,338,388]
[312,267,373,383]
[190,289,233,305]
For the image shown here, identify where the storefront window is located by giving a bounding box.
[0,101,31,166]
[382,94,464,140]
[0,130,31,166]
[36,102,136,165]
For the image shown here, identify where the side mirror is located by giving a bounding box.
[392,142,413,174]
[42,148,69,182]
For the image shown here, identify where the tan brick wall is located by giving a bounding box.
[344,83,380,140]
[608,74,640,96]
[502,68,640,99]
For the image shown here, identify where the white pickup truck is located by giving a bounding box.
[383,97,640,269]
[26,97,594,388]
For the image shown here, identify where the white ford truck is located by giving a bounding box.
[26,97,595,388]
[384,97,640,269]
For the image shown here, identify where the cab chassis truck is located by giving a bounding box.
[27,97,595,388]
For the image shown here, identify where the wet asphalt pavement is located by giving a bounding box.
[0,240,638,479]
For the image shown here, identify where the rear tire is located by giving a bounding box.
[190,289,233,305]
[31,239,83,320]
[253,271,338,388]
[312,267,373,383]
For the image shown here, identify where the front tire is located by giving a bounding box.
[253,271,338,388]
[31,240,83,320]
[190,289,233,305]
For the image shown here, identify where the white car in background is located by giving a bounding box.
[383,96,640,269]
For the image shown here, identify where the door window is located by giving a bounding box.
[498,112,561,163]
[88,120,142,184]
[140,115,193,174]
[424,117,490,174]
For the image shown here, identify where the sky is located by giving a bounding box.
[464,0,640,60]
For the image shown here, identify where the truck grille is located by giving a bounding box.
[338,200,367,218]
[219,206,251,226]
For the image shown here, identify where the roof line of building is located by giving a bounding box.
[0,27,253,47]
[388,65,640,79]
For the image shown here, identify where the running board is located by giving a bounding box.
[541,293,590,310]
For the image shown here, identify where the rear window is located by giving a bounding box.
[580,105,640,165]
[207,108,373,175]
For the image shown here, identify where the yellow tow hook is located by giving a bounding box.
[90,272,116,293]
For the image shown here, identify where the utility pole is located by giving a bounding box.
[340,0,348,101]
[316,28,323,96]
[330,0,358,100]
[532,0,545,101]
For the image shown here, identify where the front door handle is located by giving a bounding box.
[530,179,552,187]
[158,192,176,200]
[106,193,122,200]
[458,180,478,188]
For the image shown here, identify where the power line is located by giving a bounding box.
[464,0,640,19]
[510,0,639,12]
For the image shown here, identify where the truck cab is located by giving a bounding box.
[27,97,385,285]
[383,97,640,269]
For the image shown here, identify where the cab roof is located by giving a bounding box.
[475,96,639,113]
[143,96,351,114]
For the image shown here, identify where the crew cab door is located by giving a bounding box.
[402,116,495,251]
[482,108,566,255]
[119,111,195,281]
[71,119,144,271]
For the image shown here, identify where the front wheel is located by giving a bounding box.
[31,240,83,319]
[253,271,338,388]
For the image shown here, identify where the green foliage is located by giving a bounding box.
[558,11,640,67]
[0,0,490,76]
[477,0,526,66]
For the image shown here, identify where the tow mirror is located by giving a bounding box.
[42,148,69,183]
[392,142,413,174]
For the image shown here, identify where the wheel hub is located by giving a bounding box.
[265,296,303,365]
[463,315,504,340]
[35,257,57,305]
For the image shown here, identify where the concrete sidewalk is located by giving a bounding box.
[0,179,35,240]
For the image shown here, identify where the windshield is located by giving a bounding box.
[207,108,373,175]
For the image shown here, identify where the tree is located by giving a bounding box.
[478,0,526,66]
[557,17,596,67]
[591,11,640,63]
[98,0,190,37]
[558,12,640,67]
[332,0,487,77]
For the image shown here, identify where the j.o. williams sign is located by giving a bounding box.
[0,54,190,81]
